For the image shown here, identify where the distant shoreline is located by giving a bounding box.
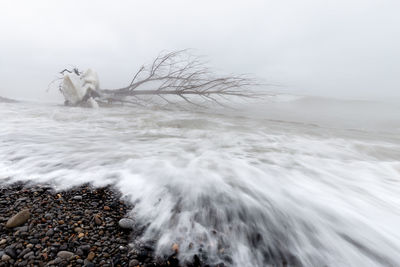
[0,96,17,103]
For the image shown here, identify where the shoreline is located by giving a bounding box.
[0,182,187,267]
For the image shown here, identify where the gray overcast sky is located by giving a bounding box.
[0,0,399,102]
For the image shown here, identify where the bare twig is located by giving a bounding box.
[98,50,259,106]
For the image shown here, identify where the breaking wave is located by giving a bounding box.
[1,96,400,266]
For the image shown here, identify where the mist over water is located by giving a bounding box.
[1,96,400,266]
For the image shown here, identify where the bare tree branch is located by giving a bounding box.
[59,50,261,107]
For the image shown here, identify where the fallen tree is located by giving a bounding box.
[57,50,259,108]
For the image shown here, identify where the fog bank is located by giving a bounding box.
[0,0,399,102]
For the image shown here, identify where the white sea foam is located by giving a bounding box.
[1,97,400,266]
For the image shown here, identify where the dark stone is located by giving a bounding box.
[83,259,95,267]
[129,259,140,266]
[16,226,28,232]
[79,245,91,253]
[23,251,34,259]
[18,248,31,258]
[4,247,17,259]
[46,229,54,236]
[94,215,102,225]
[167,255,179,266]
[193,254,201,266]
[75,248,84,256]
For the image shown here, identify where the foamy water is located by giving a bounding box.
[1,96,400,266]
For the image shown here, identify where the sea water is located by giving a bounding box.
[1,96,399,266]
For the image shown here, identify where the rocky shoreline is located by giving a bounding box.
[0,182,190,267]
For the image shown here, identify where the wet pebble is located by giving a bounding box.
[129,259,139,266]
[4,247,16,259]
[73,195,83,201]
[57,250,74,259]
[16,226,28,233]
[84,259,95,267]
[5,209,30,228]
[1,254,10,262]
[87,251,95,261]
[118,218,135,230]
[46,229,54,236]
[23,251,34,259]
[94,214,102,225]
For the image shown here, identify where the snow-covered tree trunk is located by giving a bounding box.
[62,69,100,108]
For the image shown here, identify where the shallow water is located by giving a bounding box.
[1,96,400,266]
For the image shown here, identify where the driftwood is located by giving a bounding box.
[58,50,259,107]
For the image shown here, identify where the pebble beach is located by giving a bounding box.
[0,183,192,267]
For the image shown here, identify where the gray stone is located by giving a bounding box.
[6,209,30,228]
[47,257,62,265]
[118,218,135,230]
[46,229,54,236]
[16,197,28,202]
[57,250,74,259]
[93,215,102,225]
[75,248,84,256]
[84,259,95,267]
[79,245,90,253]
[1,254,10,262]
[23,251,34,259]
[18,248,31,258]
[73,195,83,200]
[129,259,140,267]
[4,247,16,259]
[17,226,28,232]
[74,227,83,233]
